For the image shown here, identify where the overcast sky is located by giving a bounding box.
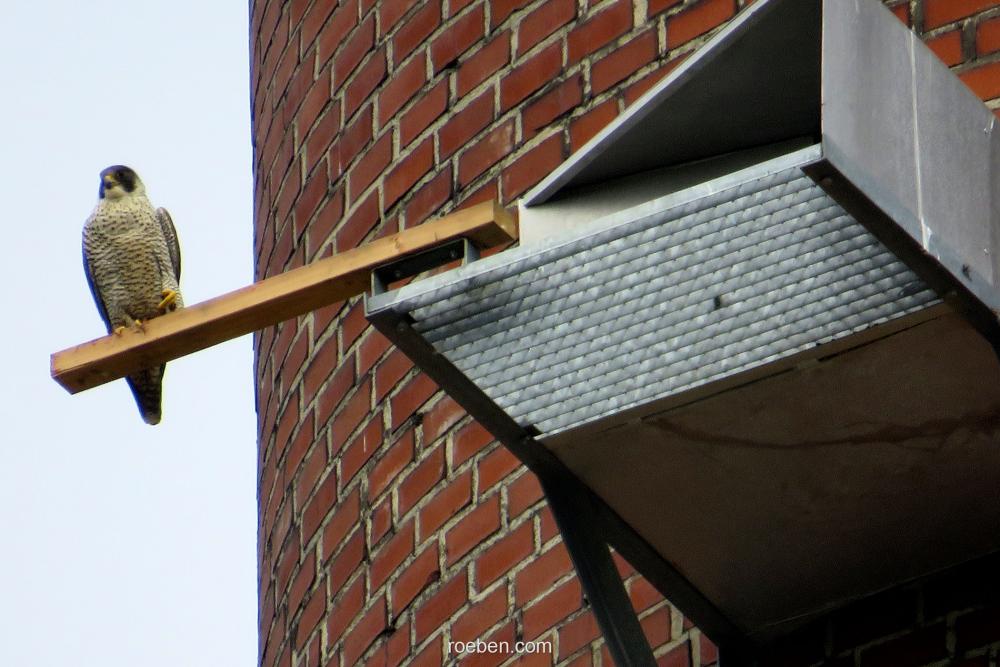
[0,3,258,665]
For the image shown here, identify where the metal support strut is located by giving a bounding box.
[540,474,658,667]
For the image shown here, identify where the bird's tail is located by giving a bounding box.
[126,365,165,425]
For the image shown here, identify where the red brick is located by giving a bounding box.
[432,5,486,71]
[660,641,692,667]
[358,330,391,377]
[344,598,388,665]
[306,187,345,258]
[379,0,420,34]
[452,585,509,644]
[412,635,445,667]
[925,0,996,29]
[332,14,375,87]
[321,488,361,559]
[517,0,576,56]
[978,16,1000,55]
[368,621,410,666]
[491,0,532,27]
[337,189,380,252]
[385,138,434,208]
[477,445,520,491]
[341,302,368,349]
[458,120,515,186]
[698,630,718,665]
[302,468,338,543]
[522,577,583,639]
[890,2,911,25]
[419,470,473,540]
[348,131,392,203]
[371,520,416,591]
[592,30,658,94]
[294,165,330,235]
[558,611,600,659]
[452,421,495,466]
[515,542,574,605]
[475,520,534,588]
[327,577,365,646]
[440,90,496,158]
[568,0,632,63]
[285,406,317,478]
[314,361,355,428]
[301,104,340,178]
[446,494,502,564]
[293,439,328,510]
[369,494,392,545]
[502,133,564,200]
[405,166,453,225]
[415,572,469,642]
[392,545,441,613]
[376,348,415,401]
[331,379,372,454]
[369,429,415,499]
[507,469,543,518]
[422,395,466,443]
[668,0,735,47]
[457,32,511,98]
[344,48,387,120]
[624,60,680,105]
[288,550,317,617]
[522,74,583,136]
[390,372,440,429]
[340,413,383,482]
[501,43,562,110]
[629,576,665,612]
[927,29,964,66]
[393,2,441,64]
[398,445,446,514]
[860,623,947,667]
[328,530,366,591]
[648,0,683,17]
[570,98,618,151]
[400,80,448,147]
[339,107,374,172]
[295,582,326,647]
[379,56,426,127]
[310,2,358,58]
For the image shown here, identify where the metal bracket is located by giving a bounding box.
[371,237,479,296]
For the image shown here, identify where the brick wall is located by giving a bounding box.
[249,1,1000,666]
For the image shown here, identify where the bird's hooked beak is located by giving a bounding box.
[103,174,118,189]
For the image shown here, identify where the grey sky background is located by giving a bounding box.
[0,3,258,665]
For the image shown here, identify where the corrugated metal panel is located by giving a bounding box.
[374,149,939,437]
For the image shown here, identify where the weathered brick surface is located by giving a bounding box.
[250,1,1000,665]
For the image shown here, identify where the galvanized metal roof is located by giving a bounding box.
[367,147,939,437]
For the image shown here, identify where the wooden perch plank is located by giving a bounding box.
[52,200,517,394]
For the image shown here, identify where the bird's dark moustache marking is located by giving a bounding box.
[98,164,140,198]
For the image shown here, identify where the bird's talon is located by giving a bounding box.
[157,289,178,312]
[113,326,126,336]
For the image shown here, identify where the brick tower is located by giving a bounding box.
[250,1,1000,665]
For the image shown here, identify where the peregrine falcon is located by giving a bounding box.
[82,165,183,425]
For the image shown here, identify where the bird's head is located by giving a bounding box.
[98,165,145,200]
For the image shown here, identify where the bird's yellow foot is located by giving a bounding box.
[157,289,178,313]
[113,326,126,336]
